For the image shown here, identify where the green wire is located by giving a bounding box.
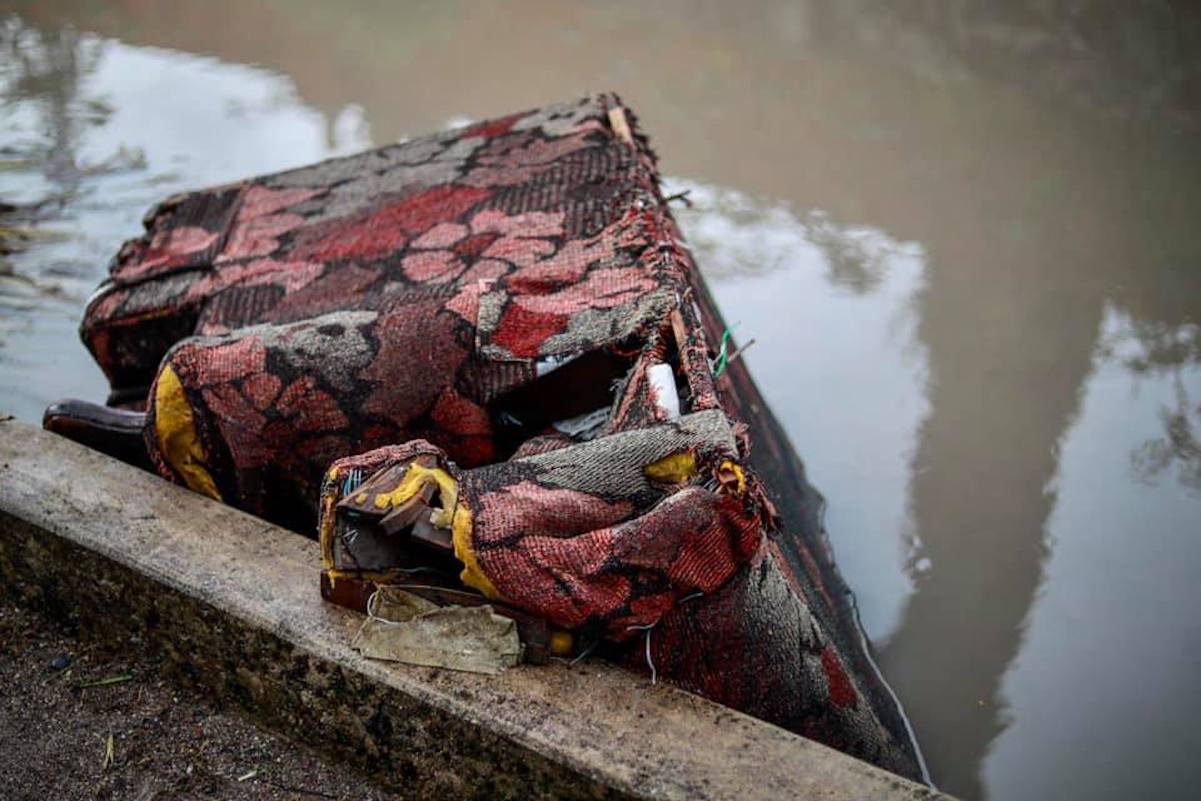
[712,325,736,378]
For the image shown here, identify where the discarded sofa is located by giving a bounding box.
[46,93,924,780]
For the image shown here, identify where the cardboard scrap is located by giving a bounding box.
[352,587,522,675]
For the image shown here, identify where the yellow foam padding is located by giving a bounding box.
[451,502,501,600]
[644,451,698,484]
[153,364,221,501]
[319,471,340,570]
[549,630,574,657]
[326,568,409,584]
[720,460,747,495]
[370,463,458,528]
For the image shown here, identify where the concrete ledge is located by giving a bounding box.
[0,418,945,800]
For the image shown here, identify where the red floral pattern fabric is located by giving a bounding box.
[78,94,923,780]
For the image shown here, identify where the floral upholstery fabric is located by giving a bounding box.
[79,93,923,779]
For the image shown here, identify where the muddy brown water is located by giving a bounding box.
[2,4,1199,799]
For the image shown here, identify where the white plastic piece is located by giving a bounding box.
[647,363,681,421]
[535,353,577,377]
[553,407,610,439]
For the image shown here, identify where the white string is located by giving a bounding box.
[626,622,658,684]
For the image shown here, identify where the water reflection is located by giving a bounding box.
[661,146,1201,801]
[667,179,912,292]
[1,22,96,190]
[3,4,1201,800]
[1132,376,1201,493]
[0,15,369,420]
[874,93,1201,801]
[671,180,928,642]
[1101,320,1201,494]
[983,306,1201,801]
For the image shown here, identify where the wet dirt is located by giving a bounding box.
[0,598,400,801]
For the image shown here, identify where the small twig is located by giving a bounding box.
[664,190,693,208]
[236,770,258,782]
[551,637,600,667]
[260,779,337,799]
[569,639,599,666]
[80,672,134,688]
[102,733,115,771]
[725,338,757,366]
[43,667,73,685]
[607,107,633,144]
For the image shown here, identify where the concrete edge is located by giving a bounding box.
[0,418,948,800]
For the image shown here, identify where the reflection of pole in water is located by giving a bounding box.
[875,114,1201,800]
[879,243,1101,799]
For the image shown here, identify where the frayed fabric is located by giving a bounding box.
[74,93,924,780]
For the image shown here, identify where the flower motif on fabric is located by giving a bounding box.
[403,208,566,286]
[218,185,325,262]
